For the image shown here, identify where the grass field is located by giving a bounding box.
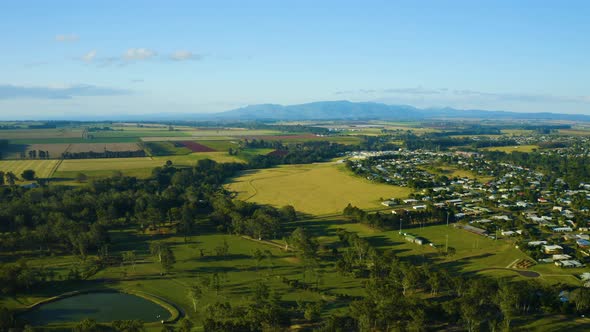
[0,159,59,178]
[225,162,412,215]
[481,144,540,153]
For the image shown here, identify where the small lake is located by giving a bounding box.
[21,292,171,325]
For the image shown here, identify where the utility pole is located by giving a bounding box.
[446,211,450,227]
[445,234,449,253]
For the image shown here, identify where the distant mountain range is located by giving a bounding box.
[211,100,590,122]
[32,100,590,122]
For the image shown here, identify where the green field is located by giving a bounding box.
[0,159,59,178]
[226,162,413,215]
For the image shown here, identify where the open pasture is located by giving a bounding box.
[226,162,412,215]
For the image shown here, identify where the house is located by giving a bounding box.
[403,199,419,204]
[543,245,564,255]
[552,254,572,261]
[552,227,573,233]
[501,230,516,237]
[381,200,395,207]
[412,205,427,210]
[555,260,583,268]
[528,240,548,247]
[577,239,590,248]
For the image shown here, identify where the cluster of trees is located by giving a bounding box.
[244,141,354,169]
[343,204,454,230]
[25,150,51,159]
[62,150,146,159]
[210,196,297,239]
[0,171,19,185]
[484,150,590,188]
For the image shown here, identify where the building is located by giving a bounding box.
[543,245,564,255]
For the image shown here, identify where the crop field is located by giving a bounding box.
[225,162,412,215]
[180,141,216,152]
[144,142,191,156]
[67,143,142,153]
[53,153,245,179]
[481,144,540,153]
[183,129,281,137]
[0,128,83,139]
[558,129,590,136]
[0,159,59,178]
[91,130,190,138]
[1,143,143,160]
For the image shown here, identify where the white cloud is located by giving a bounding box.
[81,50,97,62]
[123,48,157,61]
[170,50,202,61]
[55,34,79,42]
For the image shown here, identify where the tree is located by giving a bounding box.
[21,169,36,181]
[5,172,17,185]
[74,318,101,332]
[187,285,202,313]
[160,246,176,273]
[253,248,264,271]
[76,173,88,183]
[122,251,136,271]
[179,318,193,332]
[570,288,590,313]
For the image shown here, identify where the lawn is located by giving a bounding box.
[0,159,59,178]
[225,162,412,215]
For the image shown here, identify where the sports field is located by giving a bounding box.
[226,162,412,215]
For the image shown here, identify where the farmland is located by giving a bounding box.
[226,162,413,215]
[2,121,590,331]
[0,159,59,178]
[53,153,245,179]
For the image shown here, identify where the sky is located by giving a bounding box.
[0,0,589,119]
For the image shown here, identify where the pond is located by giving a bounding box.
[21,292,171,325]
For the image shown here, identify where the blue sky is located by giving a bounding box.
[0,0,589,119]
